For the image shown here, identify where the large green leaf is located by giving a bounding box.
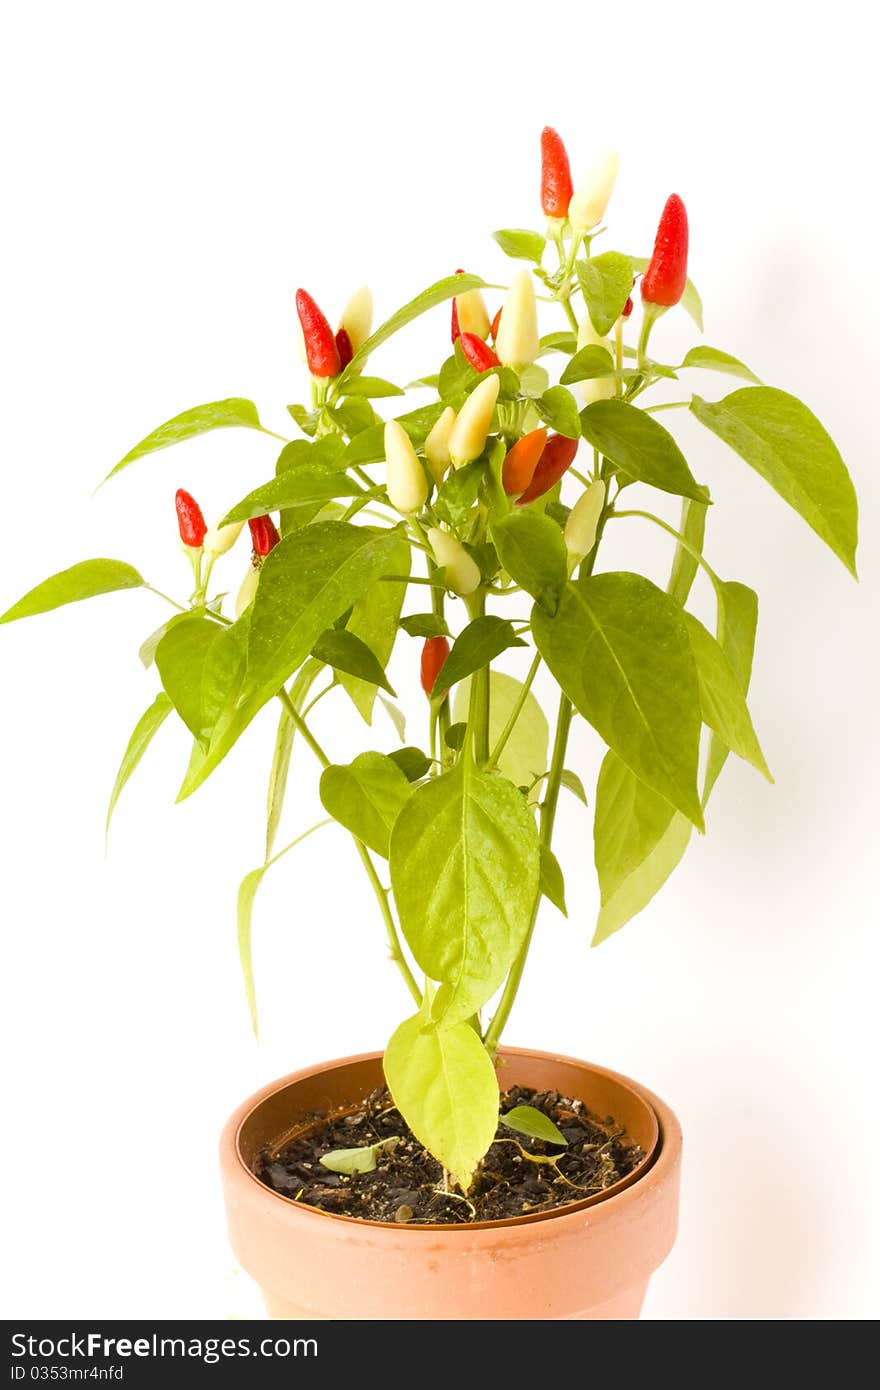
[338,536,410,723]
[592,751,692,945]
[690,388,858,575]
[154,614,228,744]
[105,692,172,835]
[703,581,759,803]
[536,386,581,439]
[1,559,144,624]
[222,468,363,524]
[336,273,486,388]
[532,574,704,828]
[105,398,268,481]
[580,399,709,503]
[319,752,413,857]
[434,616,526,693]
[491,511,567,613]
[265,658,324,859]
[577,252,634,336]
[684,612,771,780]
[680,346,761,384]
[667,498,708,608]
[453,672,548,790]
[559,344,616,386]
[390,761,541,1027]
[384,1010,499,1189]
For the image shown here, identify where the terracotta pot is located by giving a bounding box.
[220,1047,682,1320]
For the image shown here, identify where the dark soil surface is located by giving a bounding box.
[257,1084,645,1224]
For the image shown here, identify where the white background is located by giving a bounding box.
[1,0,877,1321]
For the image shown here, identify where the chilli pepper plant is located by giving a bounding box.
[1,128,859,1192]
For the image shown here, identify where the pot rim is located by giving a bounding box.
[226,1046,676,1235]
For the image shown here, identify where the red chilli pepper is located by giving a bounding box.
[515,434,579,506]
[540,126,574,219]
[490,307,502,342]
[502,427,547,496]
[295,288,341,377]
[622,296,634,319]
[459,331,500,374]
[335,327,354,370]
[450,268,465,344]
[640,195,689,308]
[175,488,207,548]
[420,635,450,698]
[248,515,281,558]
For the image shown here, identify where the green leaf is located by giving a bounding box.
[326,397,380,438]
[380,696,407,742]
[453,672,548,790]
[337,272,487,387]
[434,616,526,692]
[680,346,761,384]
[434,459,484,528]
[265,658,324,859]
[518,364,551,398]
[445,722,467,751]
[276,436,347,472]
[319,1137,400,1175]
[338,536,409,723]
[287,403,318,436]
[390,761,541,1027]
[1,559,144,624]
[394,401,448,444]
[491,510,568,613]
[340,376,405,399]
[667,498,708,608]
[384,1011,499,1189]
[592,751,692,945]
[532,574,704,828]
[155,614,229,744]
[690,388,858,576]
[222,468,363,525]
[388,747,432,782]
[399,612,451,639]
[577,252,633,336]
[105,693,172,835]
[139,610,198,669]
[237,820,330,1035]
[492,228,546,263]
[580,400,709,503]
[342,423,386,467]
[628,257,704,331]
[539,845,567,917]
[703,581,759,804]
[105,398,268,481]
[320,752,413,858]
[539,331,577,355]
[501,1104,567,1145]
[559,344,616,386]
[560,768,588,806]
[312,629,396,696]
[684,611,771,780]
[536,386,581,439]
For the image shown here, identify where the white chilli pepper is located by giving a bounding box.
[455,285,491,339]
[568,146,619,233]
[424,406,457,483]
[494,269,539,369]
[427,527,481,596]
[447,374,500,467]
[564,480,606,564]
[234,562,261,617]
[203,520,245,557]
[384,420,428,514]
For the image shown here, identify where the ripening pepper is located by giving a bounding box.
[203,519,244,557]
[336,286,373,369]
[175,489,207,549]
[420,635,451,698]
[564,479,606,563]
[568,147,619,234]
[495,269,539,369]
[427,527,481,596]
[453,273,491,342]
[385,420,428,514]
[576,314,616,406]
[641,195,689,307]
[235,562,260,618]
[424,406,457,484]
[540,126,574,220]
[515,433,579,506]
[447,374,500,467]
[490,307,502,342]
[622,296,634,319]
[502,427,547,496]
[459,332,500,374]
[295,288,341,377]
[248,514,281,557]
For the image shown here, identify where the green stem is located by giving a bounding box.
[276,687,421,1006]
[488,651,541,769]
[465,590,489,764]
[484,692,573,1053]
[145,585,188,614]
[643,400,691,414]
[611,509,723,593]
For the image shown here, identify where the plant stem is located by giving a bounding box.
[488,650,541,768]
[611,509,723,592]
[465,590,490,764]
[643,400,691,414]
[484,691,572,1053]
[276,687,421,1006]
[411,517,451,755]
[145,584,188,613]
